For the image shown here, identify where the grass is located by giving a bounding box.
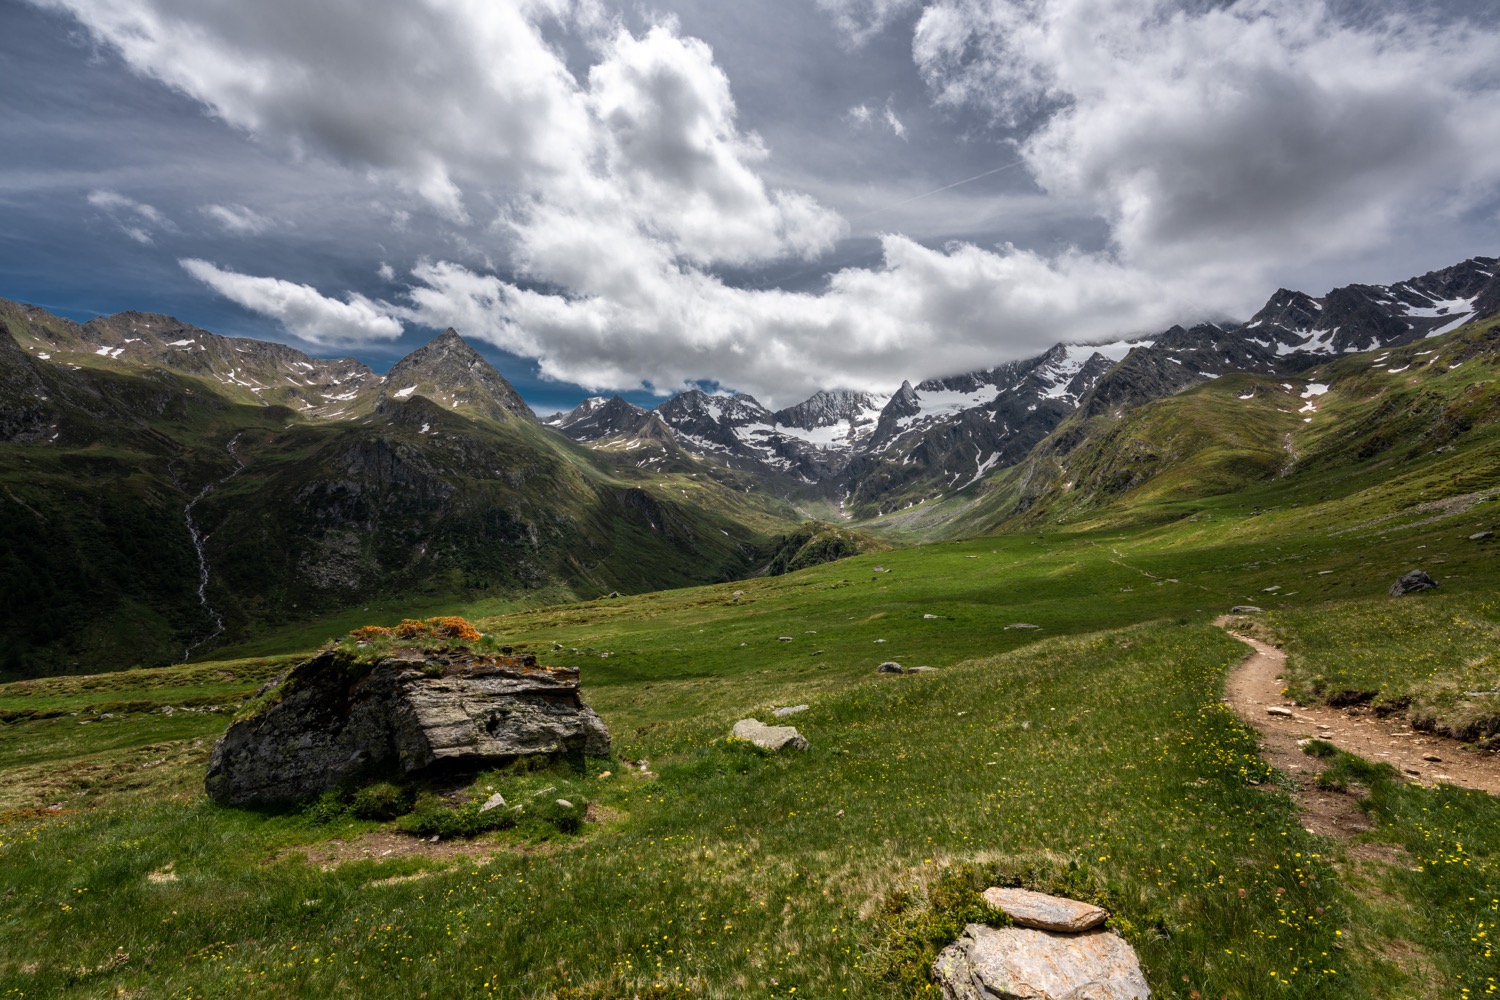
[1270,593,1500,744]
[3,494,1499,996]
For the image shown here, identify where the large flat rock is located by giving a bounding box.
[731,718,809,751]
[205,650,610,807]
[934,923,1150,1000]
[982,887,1109,933]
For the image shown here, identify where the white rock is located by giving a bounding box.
[981,888,1108,933]
[934,924,1150,1000]
[731,718,809,752]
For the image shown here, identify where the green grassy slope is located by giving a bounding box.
[870,314,1499,542]
[2,477,1498,996]
[0,320,810,679]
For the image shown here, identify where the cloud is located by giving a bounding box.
[86,188,168,243]
[179,258,403,345]
[392,238,1197,405]
[882,102,907,139]
[909,0,1500,271]
[57,0,1500,409]
[846,99,907,140]
[202,203,271,235]
[814,0,921,46]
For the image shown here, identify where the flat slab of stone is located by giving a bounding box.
[934,923,1150,1000]
[731,718,808,751]
[773,704,809,717]
[1229,605,1263,614]
[981,887,1109,933]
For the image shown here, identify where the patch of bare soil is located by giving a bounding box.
[279,831,505,872]
[1217,617,1500,837]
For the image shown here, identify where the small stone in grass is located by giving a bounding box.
[556,799,572,808]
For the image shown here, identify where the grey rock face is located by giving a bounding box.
[205,650,610,807]
[981,887,1109,933]
[1389,569,1439,596]
[877,661,904,674]
[731,718,809,752]
[933,923,1150,1000]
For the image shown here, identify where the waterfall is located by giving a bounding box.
[182,434,246,661]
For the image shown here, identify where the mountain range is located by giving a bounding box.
[1,253,1495,678]
[548,255,1499,513]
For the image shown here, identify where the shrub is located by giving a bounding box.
[301,788,351,824]
[351,782,413,820]
[396,794,518,839]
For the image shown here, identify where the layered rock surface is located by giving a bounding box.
[934,924,1150,1000]
[206,649,610,807]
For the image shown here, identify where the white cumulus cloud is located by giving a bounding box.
[179,258,403,345]
[909,0,1500,272]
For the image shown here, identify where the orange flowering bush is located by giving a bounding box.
[394,619,429,639]
[378,616,483,642]
[349,625,394,641]
[424,616,482,641]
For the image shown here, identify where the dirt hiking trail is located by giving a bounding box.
[1216,617,1499,836]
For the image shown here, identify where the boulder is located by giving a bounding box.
[981,887,1109,933]
[1229,605,1263,614]
[731,718,809,752]
[1389,569,1439,596]
[1470,531,1493,541]
[773,704,809,717]
[908,666,939,674]
[877,661,905,674]
[933,924,1150,1000]
[206,649,611,807]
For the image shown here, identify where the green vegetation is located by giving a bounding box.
[1273,594,1500,745]
[3,482,1498,996]
[765,521,880,575]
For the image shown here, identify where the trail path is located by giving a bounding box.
[1217,618,1500,821]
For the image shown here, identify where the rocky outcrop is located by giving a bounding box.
[933,923,1150,1000]
[1389,569,1439,596]
[206,649,610,807]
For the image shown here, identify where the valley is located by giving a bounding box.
[0,258,1497,998]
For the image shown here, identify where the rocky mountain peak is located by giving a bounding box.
[380,330,535,424]
[546,394,652,441]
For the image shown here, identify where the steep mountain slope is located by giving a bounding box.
[376,329,535,424]
[0,312,802,679]
[910,312,1500,538]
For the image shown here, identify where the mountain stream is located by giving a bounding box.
[182,433,246,661]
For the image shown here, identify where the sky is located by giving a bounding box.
[2,0,1498,414]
